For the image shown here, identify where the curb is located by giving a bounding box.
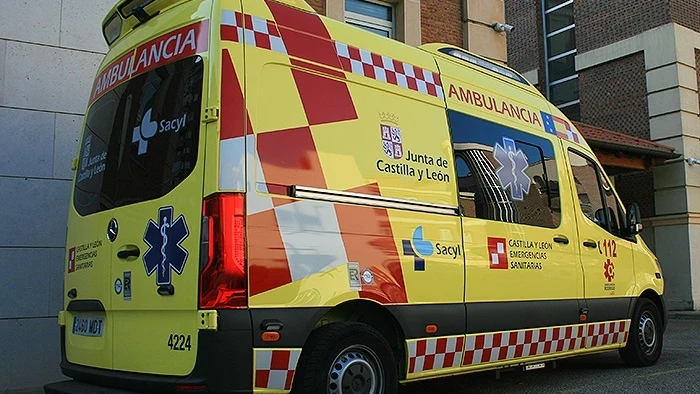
[668,311,700,320]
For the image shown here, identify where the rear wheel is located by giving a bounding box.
[620,298,663,366]
[292,322,398,394]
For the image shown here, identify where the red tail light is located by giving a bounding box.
[200,193,247,309]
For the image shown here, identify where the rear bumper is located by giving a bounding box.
[45,380,142,394]
[45,310,253,393]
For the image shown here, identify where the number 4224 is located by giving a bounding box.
[168,333,192,351]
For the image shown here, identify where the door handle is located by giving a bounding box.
[158,284,175,296]
[553,236,569,245]
[117,245,140,259]
[583,240,598,249]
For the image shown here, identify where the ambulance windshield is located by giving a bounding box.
[73,56,203,216]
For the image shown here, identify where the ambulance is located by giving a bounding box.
[45,0,667,393]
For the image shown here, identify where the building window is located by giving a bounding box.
[345,0,395,39]
[542,0,579,120]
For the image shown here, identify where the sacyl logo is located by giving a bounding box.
[132,109,188,155]
[402,227,433,271]
[403,227,462,271]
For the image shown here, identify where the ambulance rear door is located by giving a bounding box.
[107,52,208,376]
[67,3,215,375]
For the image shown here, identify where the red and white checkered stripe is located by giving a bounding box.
[335,41,444,99]
[463,325,587,366]
[408,336,465,374]
[221,10,287,54]
[463,320,631,366]
[587,320,630,347]
[254,349,301,391]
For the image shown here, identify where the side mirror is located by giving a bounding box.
[626,203,643,235]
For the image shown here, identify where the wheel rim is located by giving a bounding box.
[638,311,657,355]
[328,345,384,394]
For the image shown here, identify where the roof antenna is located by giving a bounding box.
[132,5,159,24]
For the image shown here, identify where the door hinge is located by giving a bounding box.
[198,310,219,330]
[202,106,220,123]
[57,311,66,326]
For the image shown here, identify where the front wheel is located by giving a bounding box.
[619,298,663,366]
[292,322,398,394]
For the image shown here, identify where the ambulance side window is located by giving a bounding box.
[449,111,561,229]
[568,150,624,236]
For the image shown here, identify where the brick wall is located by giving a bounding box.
[614,170,656,218]
[580,53,649,139]
[696,49,700,113]
[307,0,325,15]
[578,52,655,217]
[670,0,700,33]
[504,0,543,74]
[575,0,671,53]
[421,0,462,47]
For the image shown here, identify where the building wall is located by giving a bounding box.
[696,49,700,112]
[0,0,114,391]
[578,52,655,217]
[504,0,543,85]
[505,0,700,309]
[579,53,650,140]
[315,0,506,61]
[575,23,700,310]
[574,0,671,53]
[669,0,700,33]
[421,0,462,47]
[307,0,325,14]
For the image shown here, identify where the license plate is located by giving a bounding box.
[72,316,104,337]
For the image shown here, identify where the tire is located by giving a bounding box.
[619,298,663,367]
[292,322,398,394]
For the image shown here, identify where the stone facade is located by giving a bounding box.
[0,1,115,391]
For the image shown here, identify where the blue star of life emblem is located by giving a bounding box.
[143,206,189,286]
[494,137,531,201]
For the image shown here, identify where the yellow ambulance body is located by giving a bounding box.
[46,0,666,393]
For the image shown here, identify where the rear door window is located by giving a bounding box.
[74,56,204,216]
